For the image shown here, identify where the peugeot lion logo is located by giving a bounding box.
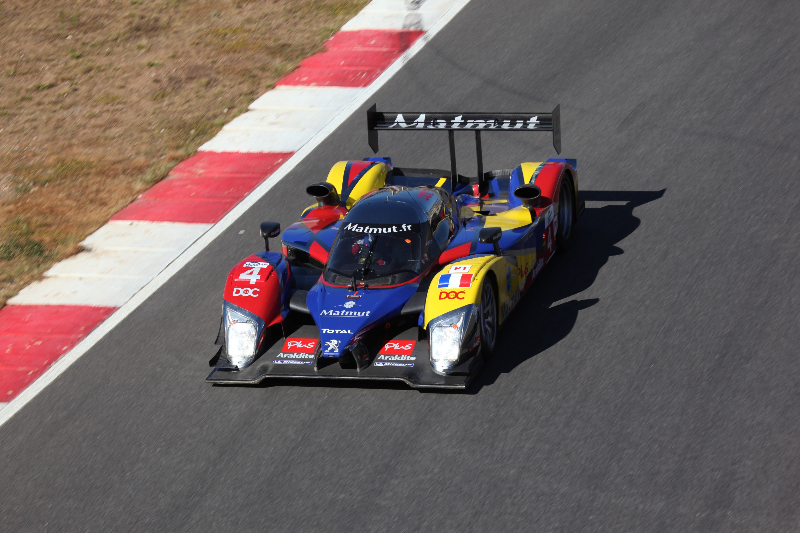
[324,339,340,353]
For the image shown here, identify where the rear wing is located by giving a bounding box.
[367,104,561,193]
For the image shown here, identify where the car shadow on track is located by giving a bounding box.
[466,189,666,393]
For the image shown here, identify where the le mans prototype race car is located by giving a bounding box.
[207,104,584,389]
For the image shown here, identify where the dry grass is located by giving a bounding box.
[0,0,368,306]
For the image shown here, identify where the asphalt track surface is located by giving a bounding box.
[2,1,799,531]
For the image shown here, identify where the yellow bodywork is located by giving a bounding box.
[325,161,388,209]
[424,247,539,329]
[483,205,533,230]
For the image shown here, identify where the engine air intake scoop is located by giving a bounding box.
[307,182,340,207]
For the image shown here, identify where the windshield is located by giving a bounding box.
[324,222,435,287]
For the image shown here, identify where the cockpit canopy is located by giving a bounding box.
[323,187,455,287]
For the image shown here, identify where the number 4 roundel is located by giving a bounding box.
[238,266,263,284]
[236,261,271,285]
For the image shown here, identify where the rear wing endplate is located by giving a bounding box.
[367,104,561,193]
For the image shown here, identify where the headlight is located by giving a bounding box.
[428,305,476,373]
[225,307,258,368]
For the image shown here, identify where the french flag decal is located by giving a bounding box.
[438,273,473,289]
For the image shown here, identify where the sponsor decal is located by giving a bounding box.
[320,309,371,317]
[343,222,413,233]
[232,287,260,297]
[374,362,414,368]
[343,301,356,309]
[281,338,318,354]
[505,266,513,294]
[237,263,269,285]
[417,190,434,201]
[438,273,473,289]
[274,360,313,365]
[387,114,542,130]
[321,328,353,334]
[449,264,471,274]
[324,339,341,354]
[377,354,415,361]
[439,290,466,300]
[378,341,416,355]
[275,353,315,360]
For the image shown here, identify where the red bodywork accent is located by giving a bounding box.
[471,184,490,199]
[346,160,375,185]
[302,205,347,233]
[438,243,471,265]
[309,241,330,264]
[532,197,553,219]
[224,255,283,326]
[532,162,565,202]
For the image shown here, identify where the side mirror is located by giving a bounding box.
[306,182,340,207]
[260,221,281,252]
[478,227,502,256]
[514,184,541,212]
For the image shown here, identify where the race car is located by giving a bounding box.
[207,105,584,389]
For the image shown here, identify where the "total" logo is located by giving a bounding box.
[439,290,465,300]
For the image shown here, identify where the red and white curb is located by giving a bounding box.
[0,0,471,420]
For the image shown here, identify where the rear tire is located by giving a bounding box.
[479,280,498,360]
[557,178,574,252]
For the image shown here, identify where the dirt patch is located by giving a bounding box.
[0,0,368,306]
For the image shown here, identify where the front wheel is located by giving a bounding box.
[557,178,574,252]
[479,280,498,360]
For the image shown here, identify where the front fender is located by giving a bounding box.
[223,251,290,327]
[424,256,506,329]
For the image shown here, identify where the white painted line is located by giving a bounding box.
[0,0,472,429]
[0,403,6,412]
